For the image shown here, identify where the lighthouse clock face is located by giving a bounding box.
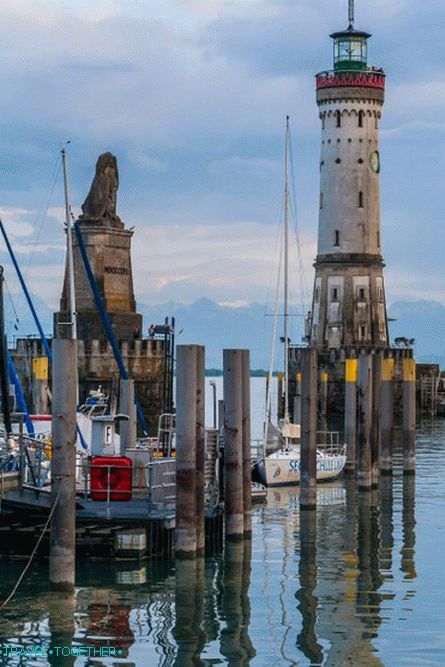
[370,150,380,173]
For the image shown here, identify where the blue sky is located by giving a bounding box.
[0,0,443,321]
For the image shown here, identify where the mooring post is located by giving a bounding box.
[380,357,394,475]
[371,353,381,488]
[50,337,77,591]
[300,347,318,510]
[403,357,416,475]
[119,378,137,453]
[344,358,358,474]
[195,345,206,557]
[320,371,328,428]
[294,371,302,423]
[175,345,197,558]
[241,350,252,537]
[223,349,244,541]
[357,353,372,491]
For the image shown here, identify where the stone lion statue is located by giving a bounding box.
[81,152,120,220]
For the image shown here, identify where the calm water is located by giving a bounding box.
[0,379,444,666]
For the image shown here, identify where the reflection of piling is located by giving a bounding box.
[294,372,302,423]
[401,476,416,579]
[357,354,372,491]
[379,476,394,574]
[48,592,75,667]
[220,541,250,664]
[195,346,206,557]
[50,337,77,591]
[223,349,244,541]
[380,358,394,475]
[344,359,358,475]
[300,348,318,510]
[119,378,136,453]
[174,559,201,666]
[241,350,252,537]
[175,345,197,558]
[371,355,381,488]
[296,509,323,665]
[403,359,416,475]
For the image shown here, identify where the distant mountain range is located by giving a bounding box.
[6,296,445,369]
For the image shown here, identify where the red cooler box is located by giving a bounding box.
[90,456,132,501]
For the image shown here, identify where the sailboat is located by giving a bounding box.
[256,117,346,487]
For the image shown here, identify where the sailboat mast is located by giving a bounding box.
[61,146,77,340]
[283,116,290,422]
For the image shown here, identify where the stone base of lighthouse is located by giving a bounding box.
[310,253,388,351]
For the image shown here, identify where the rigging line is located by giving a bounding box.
[0,486,62,610]
[264,226,284,448]
[288,131,309,314]
[12,155,62,322]
[4,277,20,336]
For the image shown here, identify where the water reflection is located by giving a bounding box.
[295,509,323,665]
[0,453,423,666]
[219,540,255,666]
[401,476,416,581]
[47,593,75,667]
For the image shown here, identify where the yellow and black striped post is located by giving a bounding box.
[344,359,358,474]
[380,358,394,474]
[403,358,416,475]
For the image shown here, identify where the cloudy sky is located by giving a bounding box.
[0,0,443,325]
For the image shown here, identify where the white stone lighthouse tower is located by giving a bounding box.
[309,1,388,351]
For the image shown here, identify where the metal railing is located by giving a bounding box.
[145,458,176,511]
[316,431,345,456]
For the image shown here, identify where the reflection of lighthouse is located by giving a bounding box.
[309,0,388,351]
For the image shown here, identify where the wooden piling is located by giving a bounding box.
[241,350,252,537]
[403,358,416,475]
[320,371,328,427]
[294,371,302,423]
[300,348,318,510]
[371,354,381,488]
[175,345,197,558]
[223,349,244,541]
[344,358,358,475]
[32,357,49,416]
[50,337,77,591]
[277,372,284,420]
[357,354,372,491]
[119,378,137,454]
[380,358,394,475]
[195,345,206,557]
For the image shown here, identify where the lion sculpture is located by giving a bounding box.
[81,152,120,221]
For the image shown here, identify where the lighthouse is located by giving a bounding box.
[309,0,388,352]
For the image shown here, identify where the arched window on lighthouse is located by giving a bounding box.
[359,191,364,208]
[335,110,341,128]
[334,230,340,246]
[358,110,364,128]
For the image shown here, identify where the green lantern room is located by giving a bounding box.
[330,28,371,72]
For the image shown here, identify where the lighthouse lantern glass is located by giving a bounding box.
[333,35,368,71]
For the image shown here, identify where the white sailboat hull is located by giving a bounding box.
[257,447,346,487]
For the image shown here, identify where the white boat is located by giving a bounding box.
[257,432,346,487]
[257,118,346,487]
